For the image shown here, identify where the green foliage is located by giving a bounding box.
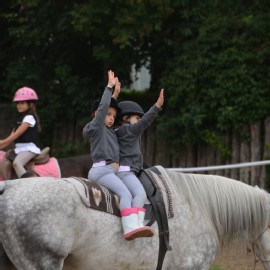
[155,2,270,157]
[1,1,270,157]
[52,140,89,158]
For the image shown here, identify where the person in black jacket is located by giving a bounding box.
[0,87,41,178]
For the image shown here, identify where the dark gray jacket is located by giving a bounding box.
[116,105,161,171]
[83,87,119,163]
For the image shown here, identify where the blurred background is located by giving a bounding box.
[1,0,270,187]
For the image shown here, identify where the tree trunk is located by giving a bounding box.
[262,117,270,189]
[230,131,240,180]
[239,126,250,184]
[250,121,262,186]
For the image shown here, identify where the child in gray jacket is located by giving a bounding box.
[83,70,153,240]
[115,88,164,231]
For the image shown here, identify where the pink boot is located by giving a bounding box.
[121,208,154,240]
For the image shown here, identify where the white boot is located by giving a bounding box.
[136,207,154,236]
[137,207,147,227]
[121,208,154,241]
[121,208,139,240]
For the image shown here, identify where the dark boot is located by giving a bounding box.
[20,170,39,178]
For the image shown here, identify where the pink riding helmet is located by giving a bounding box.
[13,87,39,102]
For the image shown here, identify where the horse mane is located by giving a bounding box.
[165,168,270,242]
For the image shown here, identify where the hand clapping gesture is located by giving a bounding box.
[107,70,119,89]
[112,79,121,100]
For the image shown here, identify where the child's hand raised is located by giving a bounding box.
[155,89,164,109]
[112,79,121,100]
[107,70,118,89]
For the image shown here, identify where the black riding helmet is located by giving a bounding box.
[91,98,121,116]
[118,101,144,119]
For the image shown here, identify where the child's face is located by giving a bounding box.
[127,115,140,124]
[104,107,117,128]
[16,101,30,113]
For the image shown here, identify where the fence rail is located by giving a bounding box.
[168,160,270,172]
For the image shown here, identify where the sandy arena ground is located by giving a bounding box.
[213,240,264,270]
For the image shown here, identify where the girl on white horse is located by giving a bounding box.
[83,70,153,240]
[113,86,164,236]
[0,87,41,178]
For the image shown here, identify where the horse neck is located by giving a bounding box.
[167,170,270,241]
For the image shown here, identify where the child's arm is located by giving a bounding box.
[129,89,164,135]
[0,123,30,149]
[83,70,118,137]
[95,70,118,118]
[94,70,118,120]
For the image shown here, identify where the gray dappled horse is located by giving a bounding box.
[1,166,270,270]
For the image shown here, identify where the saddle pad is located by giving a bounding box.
[64,177,121,217]
[0,152,60,180]
[34,157,61,178]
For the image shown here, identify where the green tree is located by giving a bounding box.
[154,1,270,157]
[1,0,270,158]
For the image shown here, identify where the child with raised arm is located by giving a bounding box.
[0,87,41,178]
[116,89,164,230]
[83,70,153,240]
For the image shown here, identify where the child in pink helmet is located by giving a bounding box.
[0,87,41,178]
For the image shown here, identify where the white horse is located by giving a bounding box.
[0,166,270,270]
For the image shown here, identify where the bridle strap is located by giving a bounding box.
[250,226,270,269]
[251,243,258,270]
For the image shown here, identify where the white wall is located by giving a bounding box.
[130,64,151,91]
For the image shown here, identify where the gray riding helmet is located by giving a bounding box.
[118,101,144,118]
[91,98,120,115]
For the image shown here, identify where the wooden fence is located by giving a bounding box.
[1,104,270,188]
[140,118,270,188]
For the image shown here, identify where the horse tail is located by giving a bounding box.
[0,181,6,194]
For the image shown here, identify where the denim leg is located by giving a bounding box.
[117,171,147,208]
[89,165,132,209]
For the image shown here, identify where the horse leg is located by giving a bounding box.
[1,212,74,270]
[0,186,75,270]
[2,238,66,270]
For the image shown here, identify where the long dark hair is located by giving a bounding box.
[27,101,41,132]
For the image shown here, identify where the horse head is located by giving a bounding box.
[246,189,270,270]
[247,227,270,270]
